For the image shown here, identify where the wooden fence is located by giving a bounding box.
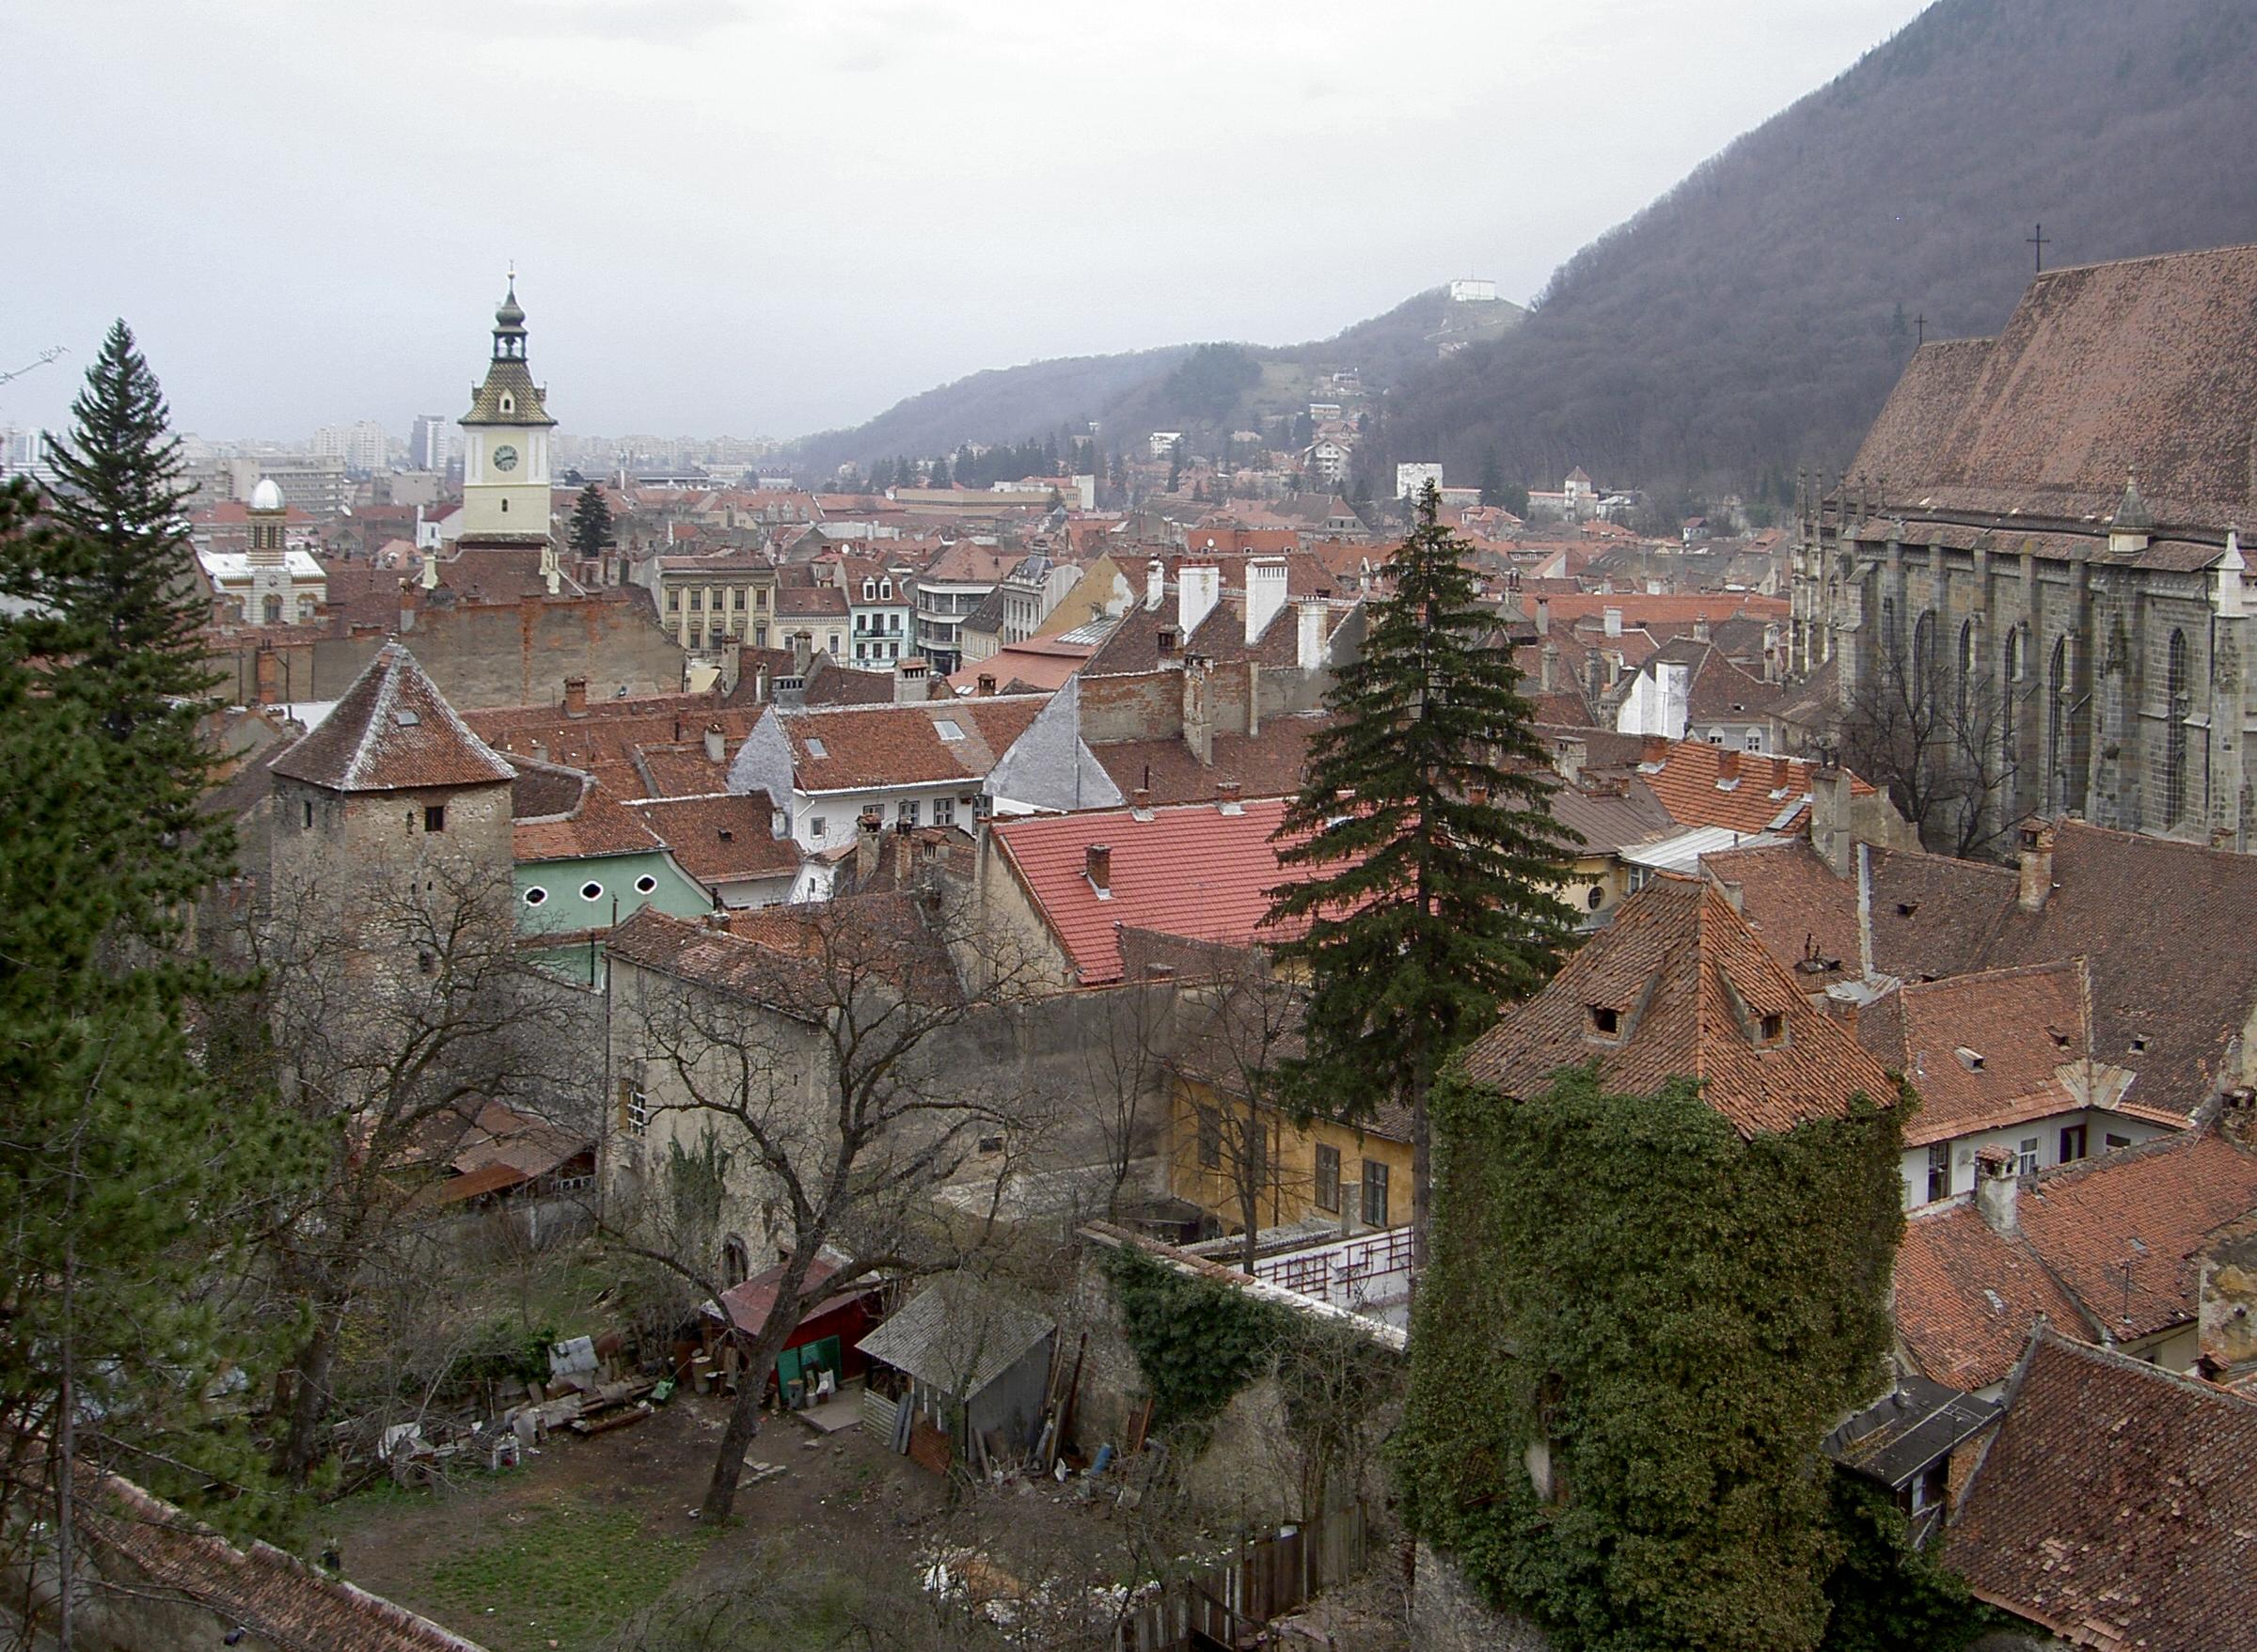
[1116,1501,1372,1652]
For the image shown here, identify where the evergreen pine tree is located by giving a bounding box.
[568,481,614,561]
[1265,481,1578,1265]
[1478,446,1508,508]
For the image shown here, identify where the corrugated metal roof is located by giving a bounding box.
[854,1277,1052,1398]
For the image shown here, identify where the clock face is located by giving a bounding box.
[492,444,519,473]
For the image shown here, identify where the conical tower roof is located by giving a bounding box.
[272,642,517,793]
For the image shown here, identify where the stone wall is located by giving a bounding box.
[1412,1543,1557,1652]
[212,592,687,713]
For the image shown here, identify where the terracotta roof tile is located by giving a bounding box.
[1945,1329,2257,1652]
[1091,716,1330,807]
[629,792,802,882]
[989,799,1319,986]
[1893,1202,2084,1392]
[783,698,1044,793]
[1634,739,1872,835]
[1869,961,2093,1146]
[1852,244,2257,521]
[271,643,516,793]
[2016,1128,2257,1345]
[1461,875,1900,1136]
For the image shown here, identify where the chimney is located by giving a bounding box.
[253,646,280,707]
[893,657,930,704]
[2222,1088,2257,1153]
[1247,661,1262,739]
[1539,640,1558,694]
[856,812,882,886]
[976,673,997,697]
[702,723,725,763]
[541,543,560,596]
[1217,779,1243,815]
[1716,747,1741,782]
[1295,600,1327,672]
[754,662,771,703]
[563,676,589,718]
[1769,756,1790,793]
[2017,822,2056,912]
[1555,736,1586,787]
[1145,558,1166,611]
[720,636,743,695]
[530,740,548,763]
[1085,842,1113,898]
[1245,557,1288,644]
[1182,657,1213,766]
[1640,735,1669,765]
[1693,612,1710,643]
[1131,786,1153,821]
[420,547,439,590]
[1535,597,1550,636]
[1603,606,1622,638]
[1811,765,1853,879]
[790,630,813,677]
[1974,1146,2020,1235]
[1178,564,1221,637]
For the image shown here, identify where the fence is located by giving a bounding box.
[1255,1227,1414,1314]
[1116,1501,1373,1652]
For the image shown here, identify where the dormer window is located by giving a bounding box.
[1586,1003,1621,1039]
[1955,1046,1985,1072]
[1754,1012,1787,1048]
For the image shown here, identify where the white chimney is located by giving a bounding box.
[1245,558,1288,644]
[1296,600,1327,671]
[1603,606,1622,637]
[420,548,439,590]
[702,723,725,763]
[1178,564,1221,637]
[1145,558,1167,611]
[1974,1146,2019,1235]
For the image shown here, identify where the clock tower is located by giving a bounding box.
[458,274,557,542]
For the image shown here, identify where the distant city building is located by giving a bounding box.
[314,419,388,475]
[1449,277,1501,303]
[0,427,56,486]
[228,455,347,518]
[197,479,326,625]
[409,414,450,472]
[1395,462,1444,500]
[1148,431,1184,460]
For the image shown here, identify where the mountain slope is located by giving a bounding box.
[794,287,1522,475]
[1370,0,2257,496]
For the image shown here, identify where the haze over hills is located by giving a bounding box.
[792,286,1522,477]
[1370,0,2257,498]
[798,0,2257,502]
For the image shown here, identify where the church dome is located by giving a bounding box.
[249,479,285,512]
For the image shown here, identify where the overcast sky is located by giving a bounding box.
[11,0,1928,445]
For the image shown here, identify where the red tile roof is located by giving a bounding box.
[1634,739,1873,835]
[1893,1202,2085,1392]
[271,642,516,793]
[1946,1328,2257,1652]
[783,698,1044,792]
[1868,961,2092,1146]
[989,799,1317,985]
[1461,875,1900,1137]
[629,792,801,882]
[2016,1128,2257,1345]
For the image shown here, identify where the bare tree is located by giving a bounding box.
[248,857,602,1485]
[1839,617,2024,859]
[606,885,1048,1522]
[1072,965,1180,1220]
[1167,940,1306,1272]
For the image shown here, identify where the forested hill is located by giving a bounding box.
[792,286,1522,477]
[1366,0,2257,502]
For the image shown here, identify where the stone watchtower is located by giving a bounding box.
[266,642,518,956]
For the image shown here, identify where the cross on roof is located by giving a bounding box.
[2028,223,2050,274]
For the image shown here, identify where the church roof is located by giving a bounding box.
[272,642,517,793]
[1849,244,2257,522]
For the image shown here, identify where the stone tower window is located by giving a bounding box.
[423,805,446,833]
[2166,628,2190,826]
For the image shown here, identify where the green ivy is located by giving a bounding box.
[1394,1062,1908,1652]
[1101,1245,1288,1437]
[1819,1477,1999,1652]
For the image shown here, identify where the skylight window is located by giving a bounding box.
[393,709,420,727]
[806,736,829,759]
[935,718,965,741]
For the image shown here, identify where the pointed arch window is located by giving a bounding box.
[2166,628,2190,826]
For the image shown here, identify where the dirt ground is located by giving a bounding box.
[326,1388,1207,1652]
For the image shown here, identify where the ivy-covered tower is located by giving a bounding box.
[1397,873,1907,1652]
